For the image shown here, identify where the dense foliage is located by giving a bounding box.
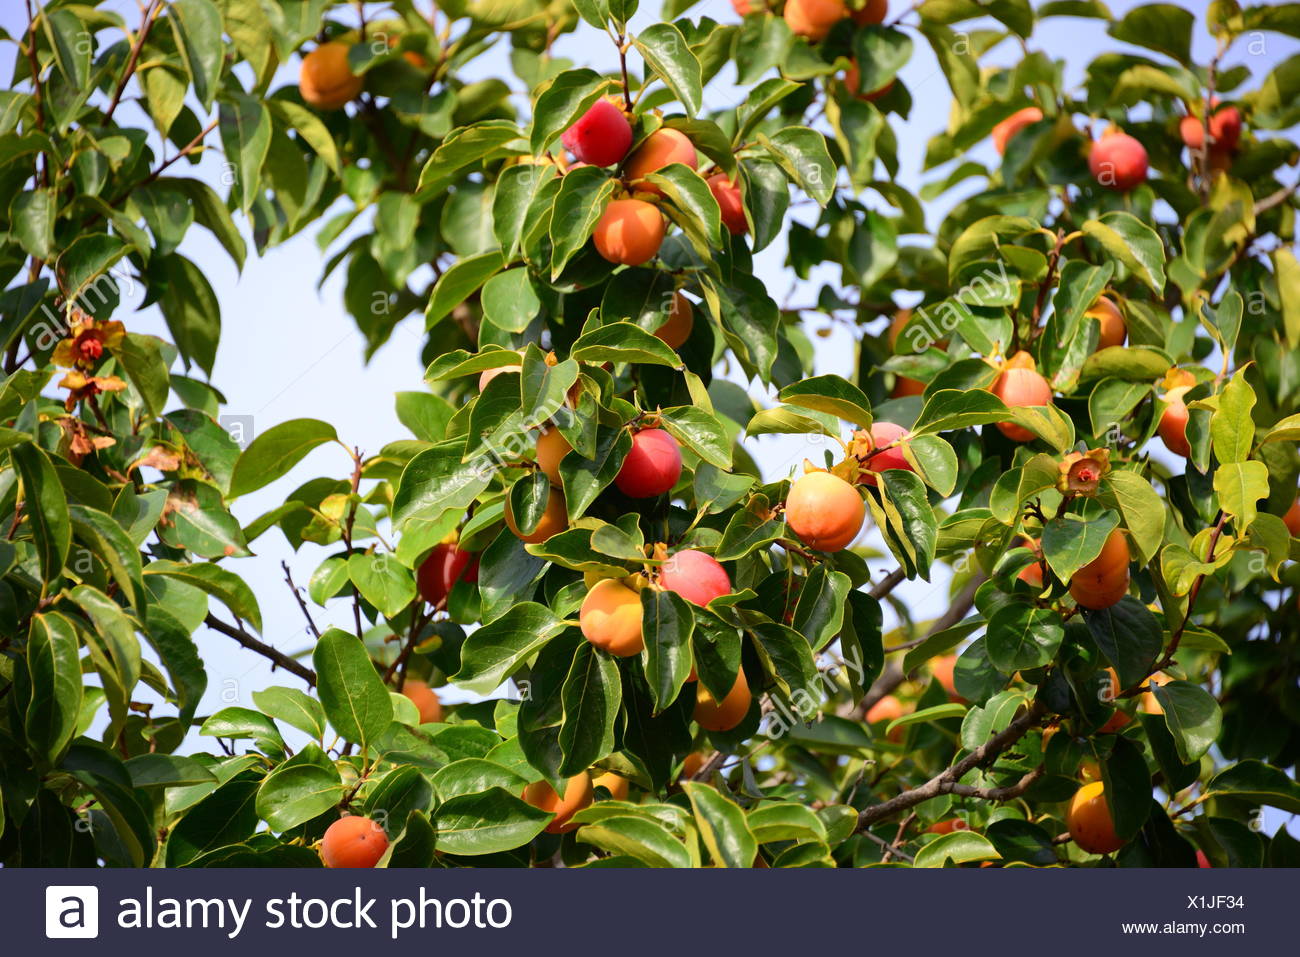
[1,0,1299,868]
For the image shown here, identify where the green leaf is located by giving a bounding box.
[914,831,1001,868]
[885,702,967,736]
[1098,470,1164,564]
[1081,212,1166,293]
[529,69,610,155]
[634,23,703,116]
[985,603,1065,672]
[10,442,70,587]
[229,418,338,498]
[1041,511,1120,582]
[1084,596,1163,690]
[747,803,827,845]
[145,559,262,632]
[1152,681,1221,764]
[169,0,224,110]
[1207,761,1300,814]
[252,686,326,740]
[218,91,270,214]
[576,814,693,867]
[393,441,494,530]
[1214,460,1270,529]
[25,612,83,764]
[558,642,621,775]
[156,253,221,375]
[452,602,567,694]
[792,565,850,652]
[425,251,505,328]
[125,753,217,789]
[759,127,836,206]
[348,552,416,618]
[1210,369,1256,466]
[200,707,285,753]
[571,321,684,367]
[850,26,913,93]
[641,588,695,713]
[433,787,552,855]
[417,121,525,196]
[256,761,344,832]
[1108,3,1194,65]
[658,406,731,468]
[312,628,394,748]
[11,189,56,261]
[112,333,169,418]
[548,165,617,277]
[777,374,873,427]
[56,234,128,315]
[684,782,757,868]
[42,7,92,91]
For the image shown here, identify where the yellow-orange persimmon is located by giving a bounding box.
[654,292,695,348]
[694,669,751,731]
[522,774,594,834]
[1068,528,1130,610]
[1157,368,1197,458]
[321,815,389,868]
[299,43,363,110]
[401,679,443,724]
[785,471,865,552]
[991,351,1052,442]
[579,578,645,657]
[623,129,698,194]
[784,0,846,40]
[1086,295,1127,349]
[593,771,630,801]
[992,106,1044,154]
[1068,781,1124,854]
[535,427,571,486]
[1139,672,1173,715]
[592,198,665,266]
[504,486,567,544]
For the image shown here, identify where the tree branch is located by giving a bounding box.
[282,560,321,639]
[204,614,317,687]
[104,0,164,122]
[855,701,1047,830]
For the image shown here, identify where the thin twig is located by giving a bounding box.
[861,827,916,864]
[282,561,321,639]
[854,703,1047,831]
[204,614,317,686]
[104,0,164,122]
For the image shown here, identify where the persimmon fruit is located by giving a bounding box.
[857,421,913,486]
[1086,295,1127,349]
[522,774,594,834]
[654,292,695,348]
[615,428,682,498]
[992,106,1043,155]
[593,771,630,801]
[535,427,571,486]
[623,129,698,194]
[1068,528,1130,610]
[416,542,478,606]
[562,98,633,167]
[660,548,731,606]
[785,471,865,552]
[706,174,748,235]
[694,669,751,731]
[783,0,847,41]
[321,815,389,868]
[1068,781,1124,854]
[299,43,363,110]
[504,485,567,544]
[1089,130,1148,191]
[580,578,645,657]
[991,351,1052,442]
[400,679,443,724]
[593,198,666,266]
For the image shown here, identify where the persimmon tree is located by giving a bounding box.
[1,0,1299,869]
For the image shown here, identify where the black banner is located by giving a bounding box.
[4,868,1281,954]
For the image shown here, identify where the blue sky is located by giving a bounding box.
[3,1,1297,828]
